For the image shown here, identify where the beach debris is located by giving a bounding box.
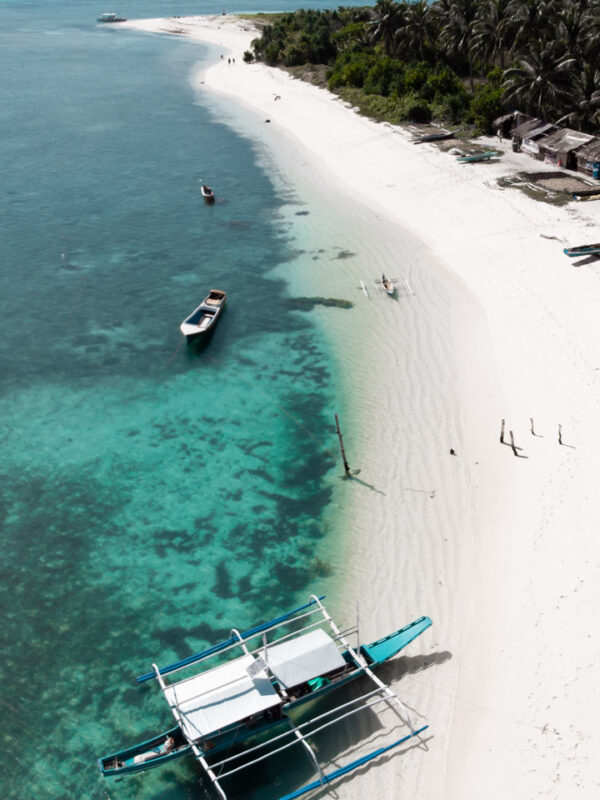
[334,413,351,477]
[500,418,505,443]
[558,424,576,448]
[449,449,456,456]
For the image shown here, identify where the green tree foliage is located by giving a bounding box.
[249,1,600,133]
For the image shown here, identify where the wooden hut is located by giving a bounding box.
[521,123,556,160]
[575,138,600,178]
[537,128,595,170]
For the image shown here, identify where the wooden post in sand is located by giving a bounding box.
[509,430,520,457]
[558,424,563,445]
[335,413,351,477]
[500,419,505,444]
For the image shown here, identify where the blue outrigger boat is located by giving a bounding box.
[563,242,600,257]
[98,595,432,799]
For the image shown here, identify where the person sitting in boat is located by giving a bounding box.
[162,735,175,754]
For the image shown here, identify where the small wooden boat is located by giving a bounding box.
[413,130,457,144]
[381,274,396,295]
[97,12,127,22]
[99,726,190,776]
[457,150,499,163]
[98,594,432,798]
[180,290,226,340]
[200,184,215,204]
[563,242,600,257]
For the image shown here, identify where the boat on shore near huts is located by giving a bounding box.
[413,130,457,144]
[179,289,227,340]
[563,242,600,257]
[97,12,127,22]
[97,595,432,799]
[457,150,499,163]
[200,184,215,204]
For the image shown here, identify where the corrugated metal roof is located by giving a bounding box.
[576,138,600,160]
[524,122,556,140]
[512,116,543,138]
[539,128,594,152]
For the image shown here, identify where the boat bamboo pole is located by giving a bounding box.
[335,413,351,476]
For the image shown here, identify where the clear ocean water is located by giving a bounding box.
[0,1,367,797]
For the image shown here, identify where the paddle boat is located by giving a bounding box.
[563,242,600,257]
[98,594,432,799]
[201,184,215,204]
[457,150,499,163]
[97,12,127,22]
[179,289,227,341]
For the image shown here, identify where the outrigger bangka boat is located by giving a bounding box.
[180,289,227,340]
[98,595,432,800]
[563,241,600,257]
[380,274,396,295]
[97,12,127,22]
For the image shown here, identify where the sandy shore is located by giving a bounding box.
[122,15,600,800]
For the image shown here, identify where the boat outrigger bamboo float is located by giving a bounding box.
[98,594,432,799]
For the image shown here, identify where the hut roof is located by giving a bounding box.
[576,138,600,161]
[523,122,555,141]
[512,116,544,138]
[539,128,594,153]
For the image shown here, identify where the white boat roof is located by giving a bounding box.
[164,654,280,739]
[266,628,346,689]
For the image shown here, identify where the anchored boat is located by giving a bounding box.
[97,12,127,22]
[98,595,432,799]
[180,289,227,340]
[201,184,215,204]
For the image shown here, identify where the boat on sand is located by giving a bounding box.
[457,150,499,163]
[97,594,432,799]
[179,289,227,340]
[563,242,600,257]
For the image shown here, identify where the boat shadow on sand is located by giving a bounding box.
[224,652,450,800]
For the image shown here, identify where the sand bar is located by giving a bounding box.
[122,15,600,800]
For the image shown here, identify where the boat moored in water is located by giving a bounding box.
[97,12,127,22]
[97,595,432,798]
[180,289,227,340]
[381,274,396,295]
[200,184,215,204]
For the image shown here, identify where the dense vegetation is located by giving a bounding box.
[246,1,600,133]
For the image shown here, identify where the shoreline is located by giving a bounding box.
[121,15,600,800]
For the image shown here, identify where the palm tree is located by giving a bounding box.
[556,62,600,130]
[503,42,577,117]
[398,0,433,62]
[505,0,559,55]
[472,0,513,71]
[438,0,480,94]
[371,0,405,56]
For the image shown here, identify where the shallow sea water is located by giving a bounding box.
[0,1,368,797]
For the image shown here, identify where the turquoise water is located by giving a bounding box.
[0,2,364,797]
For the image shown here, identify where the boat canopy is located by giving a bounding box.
[265,629,346,689]
[164,654,280,739]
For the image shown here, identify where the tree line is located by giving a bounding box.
[246,1,600,132]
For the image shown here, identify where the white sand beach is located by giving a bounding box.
[122,15,600,800]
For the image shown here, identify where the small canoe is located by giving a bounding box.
[98,725,190,777]
[413,130,457,144]
[563,242,600,257]
[200,184,215,204]
[381,275,396,295]
[180,289,227,340]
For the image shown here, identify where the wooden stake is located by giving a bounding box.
[335,413,351,477]
[530,417,542,437]
[558,424,562,445]
[500,419,505,444]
